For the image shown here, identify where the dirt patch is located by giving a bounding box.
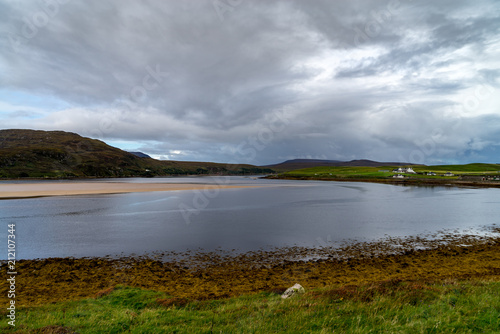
[94,287,115,298]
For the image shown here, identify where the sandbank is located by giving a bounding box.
[0,182,268,199]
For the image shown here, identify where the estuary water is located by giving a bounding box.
[1,176,499,259]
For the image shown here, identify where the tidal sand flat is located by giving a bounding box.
[0,182,269,199]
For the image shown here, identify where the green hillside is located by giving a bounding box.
[414,163,500,173]
[0,129,273,178]
[280,164,500,180]
[283,166,395,179]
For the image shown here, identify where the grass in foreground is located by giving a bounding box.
[2,233,497,332]
[1,280,499,333]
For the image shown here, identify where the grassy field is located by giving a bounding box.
[280,163,500,180]
[1,280,499,333]
[283,166,396,179]
[415,163,500,174]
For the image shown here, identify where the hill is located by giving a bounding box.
[0,129,274,178]
[264,159,418,171]
[128,151,152,158]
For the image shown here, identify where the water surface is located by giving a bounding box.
[1,176,498,259]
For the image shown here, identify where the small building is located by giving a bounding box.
[392,167,416,174]
[443,172,454,177]
[427,172,436,176]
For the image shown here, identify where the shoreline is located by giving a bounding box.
[2,231,498,307]
[0,182,270,199]
[265,175,500,188]
[3,176,500,199]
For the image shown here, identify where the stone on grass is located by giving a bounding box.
[281,283,305,299]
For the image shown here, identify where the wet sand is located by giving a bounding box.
[0,182,268,199]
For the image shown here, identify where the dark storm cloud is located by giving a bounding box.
[0,0,499,164]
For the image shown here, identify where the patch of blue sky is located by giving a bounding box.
[106,140,142,152]
[0,89,71,117]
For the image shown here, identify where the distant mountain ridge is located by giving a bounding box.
[0,129,420,178]
[264,159,419,171]
[0,129,273,178]
[129,151,152,158]
[281,159,343,164]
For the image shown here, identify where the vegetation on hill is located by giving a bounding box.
[416,163,500,173]
[274,164,500,182]
[281,166,397,179]
[0,129,273,178]
[2,129,498,181]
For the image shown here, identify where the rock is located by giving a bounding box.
[281,283,305,299]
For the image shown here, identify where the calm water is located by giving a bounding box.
[1,176,499,259]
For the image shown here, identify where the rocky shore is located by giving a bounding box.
[3,229,499,307]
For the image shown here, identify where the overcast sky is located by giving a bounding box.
[1,0,499,165]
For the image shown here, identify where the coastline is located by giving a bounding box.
[3,175,500,199]
[1,227,498,332]
[0,182,270,199]
[265,175,500,188]
[2,231,498,307]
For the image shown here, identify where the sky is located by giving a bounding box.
[0,0,499,166]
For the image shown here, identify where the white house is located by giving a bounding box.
[443,172,454,177]
[392,167,416,174]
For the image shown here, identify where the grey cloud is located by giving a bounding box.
[335,7,500,80]
[1,0,499,165]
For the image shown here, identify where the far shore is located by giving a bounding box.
[265,175,500,188]
[3,176,500,199]
[0,182,270,199]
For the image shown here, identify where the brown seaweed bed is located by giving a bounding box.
[2,226,499,307]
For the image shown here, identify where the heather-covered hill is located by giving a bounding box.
[0,129,273,178]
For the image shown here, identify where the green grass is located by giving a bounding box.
[2,281,500,333]
[414,163,500,174]
[282,163,500,180]
[284,166,396,179]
